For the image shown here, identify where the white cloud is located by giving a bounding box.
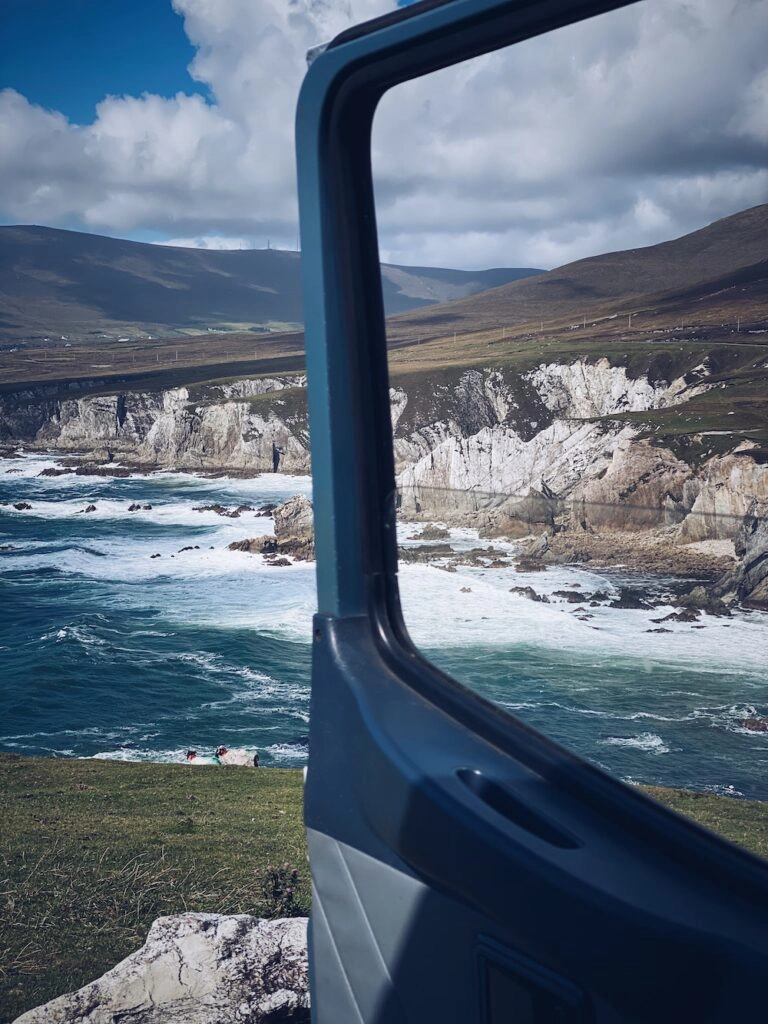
[372,0,768,266]
[158,235,255,249]
[0,0,766,268]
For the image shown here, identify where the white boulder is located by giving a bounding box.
[14,914,309,1024]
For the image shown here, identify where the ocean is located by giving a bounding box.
[2,453,767,798]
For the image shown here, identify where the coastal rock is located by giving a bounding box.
[14,913,309,1024]
[74,464,132,478]
[192,503,253,518]
[712,500,768,609]
[228,536,273,554]
[273,495,313,541]
[737,717,768,733]
[395,360,680,522]
[408,524,450,540]
[652,608,701,623]
[13,501,32,510]
[573,438,691,531]
[398,542,455,563]
[228,495,315,562]
[526,358,677,420]
[509,586,549,603]
[609,588,653,610]
[675,585,731,617]
[680,449,768,542]
[271,495,314,560]
[514,557,547,572]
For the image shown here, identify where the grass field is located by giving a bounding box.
[2,754,768,1020]
[0,755,307,1022]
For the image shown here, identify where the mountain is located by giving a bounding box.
[388,203,768,342]
[0,225,542,344]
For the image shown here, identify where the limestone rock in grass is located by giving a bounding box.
[14,914,309,1024]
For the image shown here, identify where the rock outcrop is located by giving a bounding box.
[228,495,315,562]
[14,914,309,1024]
[0,376,309,475]
[714,500,768,609]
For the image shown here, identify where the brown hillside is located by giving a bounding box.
[0,225,540,344]
[388,204,768,343]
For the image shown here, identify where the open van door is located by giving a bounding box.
[295,2,768,1020]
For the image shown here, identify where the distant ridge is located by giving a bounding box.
[0,225,542,343]
[389,203,768,339]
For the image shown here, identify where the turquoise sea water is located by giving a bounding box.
[2,453,767,797]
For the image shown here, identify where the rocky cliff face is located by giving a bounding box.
[0,376,310,474]
[389,361,767,603]
[2,358,766,598]
[393,361,766,544]
[396,361,690,516]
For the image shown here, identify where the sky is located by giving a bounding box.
[0,0,767,269]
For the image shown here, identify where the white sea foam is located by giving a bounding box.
[265,743,308,763]
[701,783,744,797]
[1,494,279,527]
[1,454,71,479]
[397,562,768,674]
[600,733,670,755]
[39,624,108,647]
[1,454,312,495]
[90,747,193,764]
[173,652,309,706]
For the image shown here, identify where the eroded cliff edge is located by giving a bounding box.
[1,358,766,606]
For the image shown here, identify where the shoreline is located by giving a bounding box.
[2,448,751,578]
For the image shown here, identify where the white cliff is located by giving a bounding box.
[396,361,682,507]
[525,358,674,419]
[0,377,310,474]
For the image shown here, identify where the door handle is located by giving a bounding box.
[457,768,581,850]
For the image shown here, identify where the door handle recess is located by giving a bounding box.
[457,768,581,850]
